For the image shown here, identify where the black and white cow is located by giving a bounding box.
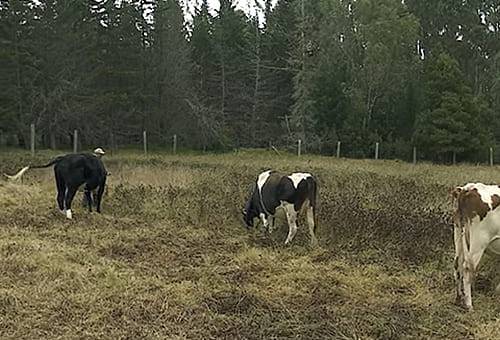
[243,170,318,246]
[5,153,107,219]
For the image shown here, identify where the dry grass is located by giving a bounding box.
[1,149,500,339]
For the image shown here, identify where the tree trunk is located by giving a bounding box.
[50,129,56,149]
[251,23,261,146]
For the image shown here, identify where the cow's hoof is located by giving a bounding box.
[65,209,73,219]
[456,299,473,311]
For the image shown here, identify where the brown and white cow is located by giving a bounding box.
[242,170,318,247]
[452,182,500,310]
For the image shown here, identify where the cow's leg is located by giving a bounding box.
[63,186,78,219]
[94,178,106,213]
[84,188,93,213]
[462,226,489,310]
[94,182,106,213]
[283,203,298,245]
[55,172,66,212]
[453,225,465,306]
[259,213,271,231]
[267,215,275,233]
[92,189,98,209]
[306,206,318,247]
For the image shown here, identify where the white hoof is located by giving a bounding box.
[65,209,72,219]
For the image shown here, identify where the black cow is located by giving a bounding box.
[5,153,107,219]
[243,170,318,246]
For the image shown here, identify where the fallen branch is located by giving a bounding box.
[270,145,281,156]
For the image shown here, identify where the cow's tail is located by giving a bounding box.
[3,166,30,181]
[30,156,64,169]
[4,156,64,181]
[308,176,318,232]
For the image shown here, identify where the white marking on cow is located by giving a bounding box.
[460,183,500,209]
[257,170,273,216]
[288,172,312,189]
[257,170,272,192]
[66,209,72,219]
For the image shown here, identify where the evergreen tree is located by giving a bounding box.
[259,0,297,147]
[289,0,320,151]
[211,0,254,147]
[414,53,492,161]
[150,0,194,146]
[189,0,227,149]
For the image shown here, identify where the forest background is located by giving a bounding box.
[1,0,499,162]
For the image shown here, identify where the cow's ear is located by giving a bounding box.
[451,187,462,199]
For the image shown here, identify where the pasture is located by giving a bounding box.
[1,150,500,339]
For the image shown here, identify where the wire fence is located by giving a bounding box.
[1,124,499,166]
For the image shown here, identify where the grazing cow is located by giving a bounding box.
[452,183,500,310]
[243,170,318,246]
[5,152,107,219]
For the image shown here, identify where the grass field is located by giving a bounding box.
[1,149,500,339]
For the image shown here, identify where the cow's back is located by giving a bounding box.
[454,183,500,251]
[55,153,106,186]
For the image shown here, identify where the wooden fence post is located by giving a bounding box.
[173,134,177,154]
[413,147,417,165]
[73,129,78,153]
[30,123,35,156]
[143,130,147,155]
[375,142,379,160]
[490,147,494,167]
[298,139,302,157]
[110,132,116,153]
[336,141,341,158]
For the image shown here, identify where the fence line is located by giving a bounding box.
[10,124,498,166]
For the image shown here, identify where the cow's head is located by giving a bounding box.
[242,199,257,229]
